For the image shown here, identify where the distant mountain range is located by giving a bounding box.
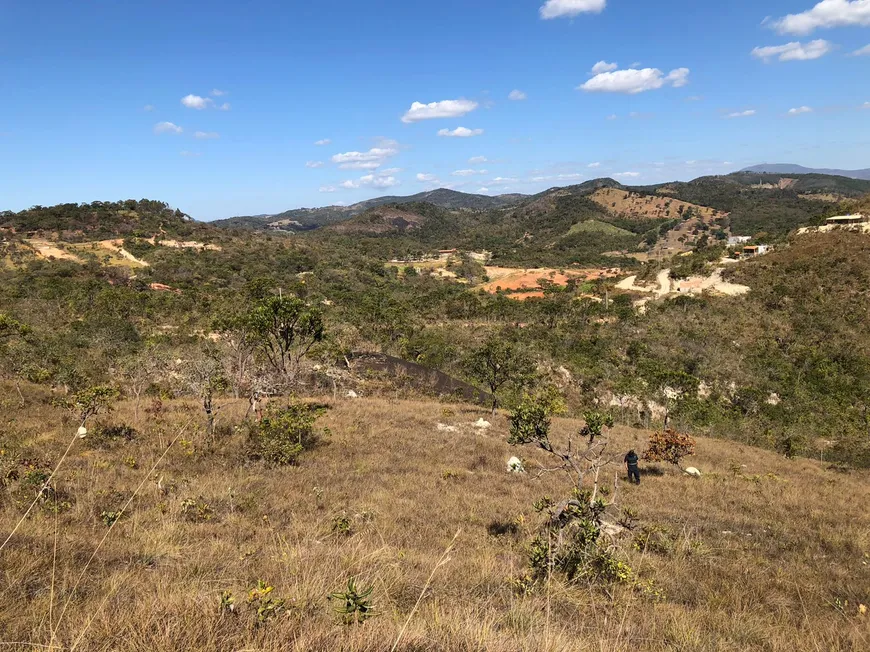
[212,188,527,231]
[742,164,870,181]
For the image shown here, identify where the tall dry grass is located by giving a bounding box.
[0,389,867,651]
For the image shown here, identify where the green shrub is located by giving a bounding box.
[247,403,326,465]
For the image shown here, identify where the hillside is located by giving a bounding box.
[0,394,867,650]
[743,163,870,181]
[0,200,199,242]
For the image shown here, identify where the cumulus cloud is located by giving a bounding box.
[452,169,488,176]
[614,172,640,178]
[340,172,401,190]
[416,173,439,183]
[588,162,601,168]
[478,187,490,193]
[331,147,398,169]
[751,40,832,62]
[154,121,183,135]
[319,186,337,193]
[727,110,757,118]
[540,0,607,19]
[437,127,484,138]
[590,61,618,74]
[469,156,489,164]
[194,131,219,139]
[491,176,519,184]
[853,44,870,55]
[181,94,213,110]
[340,180,359,189]
[306,161,325,168]
[508,89,528,101]
[315,139,332,146]
[788,106,813,115]
[217,102,231,111]
[580,66,690,93]
[211,89,227,96]
[863,101,870,109]
[771,0,870,35]
[401,99,478,123]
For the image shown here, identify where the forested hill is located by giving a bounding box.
[0,200,201,242]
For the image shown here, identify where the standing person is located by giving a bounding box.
[624,449,640,485]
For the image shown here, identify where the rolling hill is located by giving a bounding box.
[212,189,527,232]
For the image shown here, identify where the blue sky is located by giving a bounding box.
[2,0,869,220]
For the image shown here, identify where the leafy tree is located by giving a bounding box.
[466,336,534,414]
[243,295,325,384]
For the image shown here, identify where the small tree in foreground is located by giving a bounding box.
[508,393,638,590]
[643,428,696,470]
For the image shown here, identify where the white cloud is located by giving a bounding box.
[588,162,601,168]
[319,186,337,193]
[217,102,231,111]
[469,156,489,164]
[331,147,398,169]
[478,187,490,193]
[686,95,704,101]
[362,174,399,189]
[416,173,439,183]
[491,176,519,184]
[853,43,870,55]
[580,67,690,93]
[181,94,213,110]
[211,89,227,97]
[591,61,618,74]
[315,139,332,146]
[540,0,607,20]
[143,104,155,112]
[380,167,402,175]
[194,131,220,139]
[401,99,478,123]
[788,106,814,115]
[606,114,618,120]
[154,121,183,135]
[437,127,484,138]
[508,89,528,101]
[179,150,201,157]
[863,101,870,109]
[340,180,360,189]
[751,40,832,62]
[306,161,325,168]
[614,172,640,178]
[771,0,870,35]
[727,110,757,118]
[339,161,383,170]
[452,169,488,176]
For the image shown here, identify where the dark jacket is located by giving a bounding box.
[624,452,639,468]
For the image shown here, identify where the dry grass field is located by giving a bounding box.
[0,389,868,651]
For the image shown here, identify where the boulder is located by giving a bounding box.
[473,418,492,430]
[684,467,702,478]
[507,457,525,473]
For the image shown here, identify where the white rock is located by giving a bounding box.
[684,467,702,478]
[507,457,526,473]
[437,423,458,433]
[77,426,88,438]
[346,390,359,399]
[473,418,492,430]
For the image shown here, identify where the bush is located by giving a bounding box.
[247,403,326,465]
[644,428,696,468]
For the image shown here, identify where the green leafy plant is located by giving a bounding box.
[247,580,286,623]
[331,513,352,536]
[181,497,215,523]
[247,402,325,465]
[329,578,376,624]
[100,510,122,527]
